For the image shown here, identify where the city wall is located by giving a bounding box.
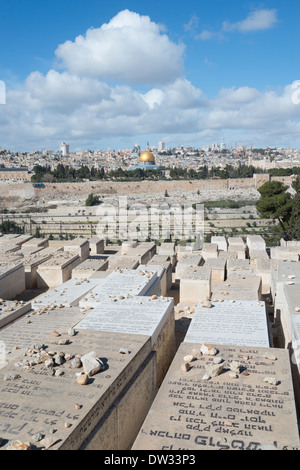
[0,175,294,209]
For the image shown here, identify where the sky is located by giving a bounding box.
[0,0,299,152]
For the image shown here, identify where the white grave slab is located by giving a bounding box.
[32,278,100,310]
[211,235,228,252]
[246,235,266,252]
[76,296,174,347]
[184,299,270,347]
[79,268,158,308]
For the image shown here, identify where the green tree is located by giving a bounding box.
[85,193,100,206]
[257,181,293,239]
[289,176,300,240]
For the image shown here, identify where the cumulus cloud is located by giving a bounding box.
[0,10,299,150]
[201,84,300,141]
[55,9,185,85]
[3,71,300,150]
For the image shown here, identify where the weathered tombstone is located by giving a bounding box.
[0,328,156,450]
[71,259,108,280]
[0,262,25,300]
[133,342,300,451]
[76,295,175,387]
[184,300,271,348]
[211,236,228,252]
[36,252,82,289]
[32,278,100,310]
[180,266,212,305]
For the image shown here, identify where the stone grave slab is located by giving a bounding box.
[122,242,156,264]
[227,259,256,278]
[21,238,49,250]
[218,251,237,260]
[271,261,300,330]
[204,258,226,282]
[76,296,173,347]
[180,266,211,305]
[249,250,269,261]
[0,329,155,450]
[0,245,21,254]
[88,237,104,255]
[211,236,228,252]
[0,300,31,330]
[71,259,108,280]
[212,276,262,301]
[64,238,90,262]
[107,255,140,271]
[0,234,22,244]
[133,342,300,451]
[228,237,246,259]
[32,278,100,311]
[0,306,85,363]
[157,243,175,256]
[246,235,266,252]
[184,300,270,348]
[271,247,299,262]
[76,296,175,387]
[254,259,272,294]
[201,243,218,260]
[22,248,61,289]
[175,254,203,280]
[0,262,25,300]
[36,252,81,289]
[78,268,158,308]
[148,257,173,294]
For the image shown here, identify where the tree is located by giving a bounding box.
[257,181,293,239]
[85,193,100,207]
[289,176,300,240]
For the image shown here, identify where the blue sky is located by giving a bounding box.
[0,0,299,152]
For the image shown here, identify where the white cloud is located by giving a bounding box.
[55,9,185,86]
[0,10,299,151]
[196,8,278,41]
[223,9,278,33]
[2,72,300,150]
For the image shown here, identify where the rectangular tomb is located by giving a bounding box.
[71,259,108,280]
[147,258,173,296]
[0,300,31,330]
[204,258,226,282]
[0,262,25,300]
[133,342,300,451]
[175,254,203,280]
[0,329,156,451]
[64,238,90,262]
[78,268,159,308]
[88,237,105,255]
[212,276,262,301]
[184,300,271,348]
[22,248,61,289]
[180,266,211,305]
[201,243,218,260]
[32,278,100,311]
[76,296,175,387]
[211,236,228,252]
[36,252,82,288]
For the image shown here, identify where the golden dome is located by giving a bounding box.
[139,150,155,162]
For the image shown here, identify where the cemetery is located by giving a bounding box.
[0,233,299,450]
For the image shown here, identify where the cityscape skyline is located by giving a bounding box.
[0,1,299,152]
